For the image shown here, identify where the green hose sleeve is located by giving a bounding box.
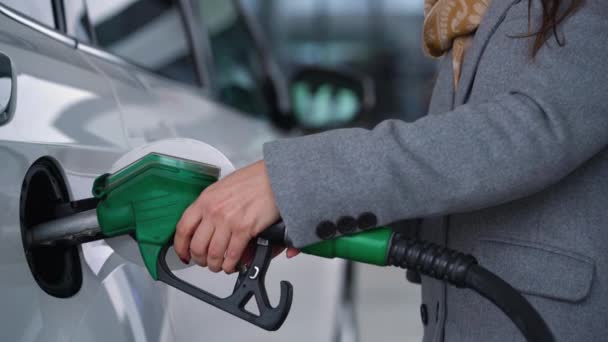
[302,227,393,266]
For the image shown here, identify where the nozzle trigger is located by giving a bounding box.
[156,238,293,331]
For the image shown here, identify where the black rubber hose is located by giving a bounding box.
[387,235,555,342]
[260,225,555,340]
[465,265,554,342]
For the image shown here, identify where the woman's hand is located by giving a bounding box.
[174,160,299,273]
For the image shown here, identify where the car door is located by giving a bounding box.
[78,0,277,167]
[76,1,350,341]
[0,2,184,342]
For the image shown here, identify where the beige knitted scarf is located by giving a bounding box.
[423,0,492,88]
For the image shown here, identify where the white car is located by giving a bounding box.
[0,1,372,341]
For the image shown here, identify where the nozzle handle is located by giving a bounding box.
[258,221,287,245]
[156,239,293,331]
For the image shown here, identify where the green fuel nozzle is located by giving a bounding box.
[92,153,293,331]
[93,153,219,279]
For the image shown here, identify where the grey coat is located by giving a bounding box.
[264,0,608,341]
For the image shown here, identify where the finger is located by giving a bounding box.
[190,219,214,267]
[286,248,301,259]
[174,207,202,263]
[222,235,250,274]
[207,228,231,273]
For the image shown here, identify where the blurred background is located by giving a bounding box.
[243,0,436,126]
[241,1,436,341]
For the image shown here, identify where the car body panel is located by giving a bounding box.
[0,9,141,342]
[0,2,347,341]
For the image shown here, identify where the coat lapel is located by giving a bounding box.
[454,0,521,106]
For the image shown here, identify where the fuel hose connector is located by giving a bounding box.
[387,232,477,287]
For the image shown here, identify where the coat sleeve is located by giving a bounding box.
[263,6,608,248]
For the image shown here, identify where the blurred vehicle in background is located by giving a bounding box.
[244,0,436,126]
[0,0,375,341]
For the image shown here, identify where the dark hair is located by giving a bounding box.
[528,0,584,56]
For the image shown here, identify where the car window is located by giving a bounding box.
[0,1,55,27]
[85,0,199,86]
[192,0,269,116]
[63,0,93,44]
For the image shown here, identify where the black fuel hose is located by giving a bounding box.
[261,223,554,341]
[388,234,555,342]
[465,265,554,341]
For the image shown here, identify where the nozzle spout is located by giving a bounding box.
[28,209,102,247]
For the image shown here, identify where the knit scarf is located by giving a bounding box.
[423,0,492,88]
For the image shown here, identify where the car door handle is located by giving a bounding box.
[0,52,15,126]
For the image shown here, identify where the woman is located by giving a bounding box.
[174,0,607,340]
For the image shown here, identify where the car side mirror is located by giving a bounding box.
[289,66,375,131]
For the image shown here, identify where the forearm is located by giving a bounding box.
[265,91,608,248]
